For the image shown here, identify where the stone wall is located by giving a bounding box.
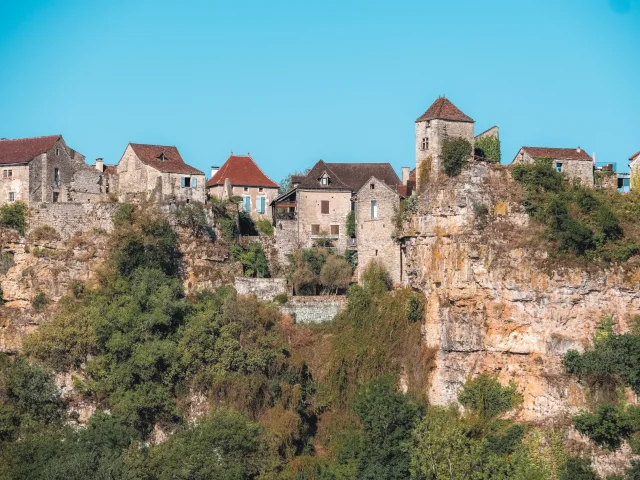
[234,277,288,301]
[513,148,594,186]
[297,189,351,249]
[416,118,475,187]
[29,203,118,240]
[0,164,29,204]
[281,296,347,324]
[475,126,499,139]
[356,177,402,284]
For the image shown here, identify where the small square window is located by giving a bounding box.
[259,187,264,193]
[244,187,249,192]
[555,163,562,173]
[311,224,320,235]
[370,183,375,190]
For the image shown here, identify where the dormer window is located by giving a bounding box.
[158,153,167,161]
[321,178,328,185]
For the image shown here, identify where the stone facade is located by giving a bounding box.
[474,125,499,140]
[0,164,29,204]
[116,145,206,204]
[356,176,402,284]
[234,277,287,301]
[209,184,277,220]
[416,118,475,187]
[281,296,347,324]
[631,155,640,191]
[512,147,594,186]
[29,203,118,240]
[297,189,352,249]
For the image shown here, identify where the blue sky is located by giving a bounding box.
[0,0,638,181]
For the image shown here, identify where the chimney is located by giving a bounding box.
[211,166,220,178]
[577,146,581,153]
[401,167,410,186]
[95,158,103,172]
[593,152,596,164]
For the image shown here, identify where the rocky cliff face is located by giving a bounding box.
[403,163,640,422]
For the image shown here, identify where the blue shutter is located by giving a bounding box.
[181,177,185,188]
[243,196,250,212]
[260,196,266,213]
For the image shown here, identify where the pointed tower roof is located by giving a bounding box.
[416,97,474,123]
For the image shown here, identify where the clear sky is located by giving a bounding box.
[0,0,638,181]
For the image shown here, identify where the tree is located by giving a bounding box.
[0,201,28,235]
[573,403,633,451]
[457,373,523,423]
[231,242,270,278]
[319,255,353,294]
[353,377,424,480]
[279,170,308,194]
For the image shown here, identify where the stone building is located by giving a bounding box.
[356,175,405,285]
[511,146,594,186]
[207,154,279,219]
[630,151,640,191]
[0,135,103,206]
[114,143,205,204]
[272,160,405,253]
[415,97,475,188]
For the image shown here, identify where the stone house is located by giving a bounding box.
[511,146,594,185]
[272,160,406,253]
[114,143,205,204]
[630,151,640,191]
[356,175,406,285]
[207,154,279,219]
[415,97,475,188]
[0,135,103,206]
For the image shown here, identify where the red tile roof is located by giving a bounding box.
[207,154,278,188]
[629,151,640,162]
[129,143,203,175]
[416,97,474,123]
[103,165,118,176]
[0,135,60,165]
[522,147,593,161]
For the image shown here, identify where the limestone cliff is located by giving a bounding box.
[402,162,640,474]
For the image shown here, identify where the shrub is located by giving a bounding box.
[319,255,353,294]
[362,260,392,294]
[406,292,424,322]
[0,201,28,235]
[457,373,523,421]
[29,225,60,242]
[441,137,472,176]
[256,218,274,236]
[346,211,356,238]
[113,203,135,226]
[173,202,211,238]
[473,203,490,229]
[70,280,85,299]
[558,457,600,480]
[273,293,288,304]
[573,403,633,450]
[32,292,48,311]
[474,136,501,163]
[231,242,270,278]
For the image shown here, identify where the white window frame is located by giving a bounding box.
[371,200,378,219]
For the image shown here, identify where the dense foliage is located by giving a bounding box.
[512,158,640,261]
[287,247,354,295]
[474,135,501,163]
[232,241,270,278]
[0,201,28,235]
[441,137,472,176]
[346,211,356,238]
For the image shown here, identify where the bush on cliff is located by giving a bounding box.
[442,137,473,176]
[0,201,28,235]
[474,135,501,163]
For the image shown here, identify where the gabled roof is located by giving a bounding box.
[520,146,593,162]
[0,135,61,165]
[416,97,474,123]
[297,160,401,192]
[359,175,404,198]
[207,154,278,188]
[129,143,204,175]
[629,151,640,162]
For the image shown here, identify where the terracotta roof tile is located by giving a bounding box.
[129,143,203,175]
[103,165,118,176]
[0,135,60,165]
[522,147,593,161]
[629,151,640,162]
[297,160,401,192]
[416,97,474,123]
[207,155,278,188]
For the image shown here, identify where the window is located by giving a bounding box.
[371,200,378,219]
[181,177,191,188]
[53,192,59,203]
[259,187,264,193]
[54,168,60,187]
[311,224,320,235]
[555,162,562,173]
[159,153,166,161]
[192,177,197,188]
[421,137,428,150]
[370,183,375,190]
[2,169,11,179]
[256,196,266,214]
[243,187,249,192]
[321,200,329,214]
[56,148,60,156]
[321,177,328,185]
[331,224,339,235]
[242,195,251,212]
[9,192,15,202]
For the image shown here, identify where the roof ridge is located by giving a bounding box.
[130,142,177,148]
[0,134,60,142]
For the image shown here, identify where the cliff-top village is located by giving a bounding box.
[1,96,637,287]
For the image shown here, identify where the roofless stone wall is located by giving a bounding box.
[281,296,347,324]
[28,203,118,240]
[234,277,287,301]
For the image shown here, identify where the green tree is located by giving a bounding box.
[231,242,270,278]
[353,377,425,480]
[441,137,472,176]
[0,201,28,235]
[457,373,523,422]
[319,255,353,294]
[573,403,633,451]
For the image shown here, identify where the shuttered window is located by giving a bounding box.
[331,225,339,235]
[243,196,251,212]
[256,196,266,213]
[311,224,320,235]
[321,201,329,214]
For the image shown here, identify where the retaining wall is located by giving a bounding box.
[281,296,347,324]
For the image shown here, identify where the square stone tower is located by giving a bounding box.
[415,97,475,189]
